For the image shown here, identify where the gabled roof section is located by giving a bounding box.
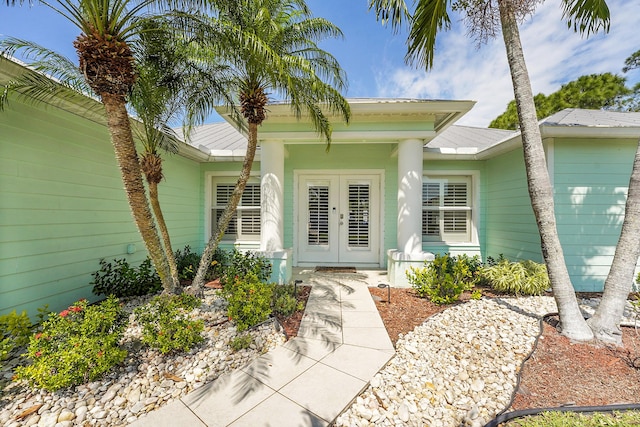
[179,122,251,161]
[541,108,640,127]
[217,98,475,143]
[426,125,515,155]
[538,108,640,139]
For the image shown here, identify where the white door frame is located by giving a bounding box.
[293,169,385,267]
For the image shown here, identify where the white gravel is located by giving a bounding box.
[335,295,638,427]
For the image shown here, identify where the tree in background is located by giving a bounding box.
[369,0,610,341]
[612,49,640,112]
[490,73,630,129]
[188,0,351,292]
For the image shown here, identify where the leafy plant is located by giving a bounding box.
[134,294,204,354]
[174,245,202,282]
[470,289,483,300]
[91,257,161,298]
[223,273,274,332]
[206,248,228,281]
[272,284,304,317]
[222,249,272,286]
[15,297,127,391]
[481,259,549,296]
[407,254,479,305]
[0,310,33,367]
[36,304,51,325]
[1,310,32,348]
[229,334,252,352]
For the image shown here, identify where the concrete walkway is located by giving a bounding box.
[130,270,394,427]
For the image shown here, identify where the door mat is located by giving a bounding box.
[314,266,357,273]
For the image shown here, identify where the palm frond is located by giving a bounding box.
[0,71,102,115]
[407,0,452,69]
[0,37,91,95]
[561,0,610,36]
[368,0,410,33]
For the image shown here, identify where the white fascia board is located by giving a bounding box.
[540,125,640,139]
[260,129,436,142]
[176,143,210,162]
[207,149,259,162]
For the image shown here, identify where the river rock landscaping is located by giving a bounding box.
[0,289,286,427]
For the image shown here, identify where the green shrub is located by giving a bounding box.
[174,245,201,282]
[1,310,32,349]
[15,296,127,391]
[481,259,549,296]
[134,294,204,354]
[230,334,252,352]
[0,310,32,367]
[91,257,161,298]
[272,284,304,317]
[207,248,228,281]
[222,249,272,286]
[224,273,274,332]
[407,254,478,305]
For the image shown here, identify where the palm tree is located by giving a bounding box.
[2,0,239,294]
[127,20,190,288]
[188,0,351,291]
[369,0,610,341]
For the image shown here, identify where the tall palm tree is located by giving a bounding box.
[188,0,351,291]
[369,0,610,341]
[2,0,237,294]
[130,17,238,289]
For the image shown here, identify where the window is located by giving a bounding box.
[211,178,260,241]
[422,176,472,242]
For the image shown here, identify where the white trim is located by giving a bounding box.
[203,171,260,244]
[422,170,481,246]
[260,130,435,142]
[544,137,555,188]
[293,169,385,266]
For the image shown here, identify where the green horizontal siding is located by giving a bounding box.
[0,98,201,318]
[485,148,541,262]
[553,138,638,291]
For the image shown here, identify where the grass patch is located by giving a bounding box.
[508,410,640,426]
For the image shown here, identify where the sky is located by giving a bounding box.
[1,0,639,127]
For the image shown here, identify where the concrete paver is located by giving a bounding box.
[130,269,394,427]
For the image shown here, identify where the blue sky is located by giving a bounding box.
[1,0,639,127]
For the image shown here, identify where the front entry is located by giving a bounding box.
[297,173,381,265]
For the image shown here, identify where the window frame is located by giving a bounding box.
[206,173,261,243]
[422,172,478,245]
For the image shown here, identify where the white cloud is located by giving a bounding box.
[375,0,640,127]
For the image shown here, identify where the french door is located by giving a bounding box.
[297,173,380,265]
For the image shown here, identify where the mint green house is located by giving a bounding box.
[2,55,640,317]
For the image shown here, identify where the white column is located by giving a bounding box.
[397,138,424,254]
[260,140,284,252]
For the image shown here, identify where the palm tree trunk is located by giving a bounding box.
[101,93,176,294]
[148,180,180,290]
[498,0,593,341]
[588,137,640,344]
[190,121,259,292]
